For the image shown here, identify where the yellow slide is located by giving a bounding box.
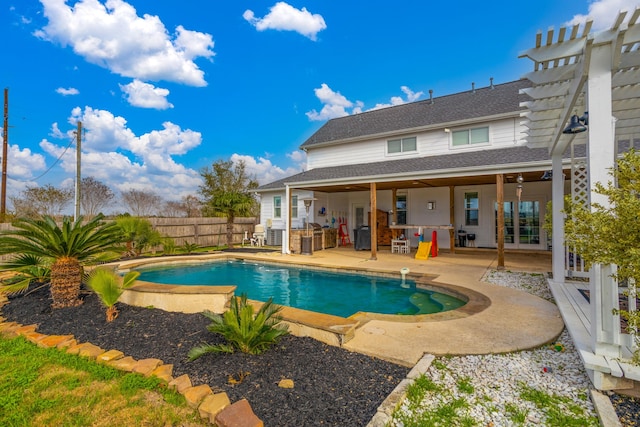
[415,241,432,260]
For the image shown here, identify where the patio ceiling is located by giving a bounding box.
[293,170,565,193]
[519,8,640,155]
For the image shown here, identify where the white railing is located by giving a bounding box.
[565,245,589,278]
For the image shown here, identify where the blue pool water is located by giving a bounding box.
[134,260,466,318]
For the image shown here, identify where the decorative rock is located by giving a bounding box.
[198,392,231,422]
[132,358,163,376]
[56,338,77,349]
[96,349,124,363]
[108,356,138,372]
[24,331,47,344]
[14,324,37,336]
[168,374,192,393]
[215,398,264,427]
[151,363,173,382]
[278,378,294,389]
[37,334,75,349]
[77,343,105,358]
[183,384,213,408]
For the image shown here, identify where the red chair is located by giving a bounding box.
[339,223,351,246]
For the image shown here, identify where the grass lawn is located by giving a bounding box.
[0,336,207,426]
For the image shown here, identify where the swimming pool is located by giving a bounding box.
[134,260,466,318]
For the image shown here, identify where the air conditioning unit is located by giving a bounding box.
[266,229,283,246]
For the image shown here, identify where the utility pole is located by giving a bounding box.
[74,121,81,221]
[1,88,8,222]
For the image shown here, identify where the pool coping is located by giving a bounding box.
[113,253,490,349]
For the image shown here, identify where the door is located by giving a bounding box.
[494,200,542,249]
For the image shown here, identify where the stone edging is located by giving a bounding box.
[0,294,263,427]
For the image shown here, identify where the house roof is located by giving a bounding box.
[257,144,576,193]
[300,79,532,149]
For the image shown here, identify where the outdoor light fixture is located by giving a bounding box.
[516,174,524,201]
[562,112,588,134]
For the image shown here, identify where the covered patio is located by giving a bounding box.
[520,8,640,390]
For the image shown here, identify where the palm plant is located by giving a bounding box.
[0,215,123,308]
[188,293,289,359]
[115,216,163,257]
[87,268,140,321]
[0,254,51,295]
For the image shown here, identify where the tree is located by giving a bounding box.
[160,200,186,217]
[199,159,258,247]
[0,215,123,308]
[182,195,203,217]
[115,216,163,256]
[121,189,163,217]
[564,149,640,362]
[80,177,115,217]
[10,184,73,218]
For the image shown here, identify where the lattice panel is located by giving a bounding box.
[571,142,589,207]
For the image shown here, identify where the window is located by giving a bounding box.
[274,196,281,218]
[387,136,417,154]
[452,127,489,146]
[464,192,479,226]
[291,195,298,218]
[396,194,407,225]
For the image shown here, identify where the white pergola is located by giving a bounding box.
[520,8,640,389]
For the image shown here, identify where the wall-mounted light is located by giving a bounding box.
[562,112,588,134]
[444,128,451,133]
[516,174,524,201]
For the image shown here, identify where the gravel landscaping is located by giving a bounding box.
[3,269,640,426]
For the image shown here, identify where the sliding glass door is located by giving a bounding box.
[494,200,541,248]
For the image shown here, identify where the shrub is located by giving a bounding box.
[188,293,289,359]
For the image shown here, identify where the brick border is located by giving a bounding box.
[0,294,263,427]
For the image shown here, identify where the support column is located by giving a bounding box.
[370,182,377,260]
[496,174,505,269]
[587,43,619,357]
[551,153,565,282]
[284,185,291,254]
[449,186,455,254]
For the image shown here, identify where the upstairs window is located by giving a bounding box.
[387,136,417,154]
[274,196,282,218]
[452,127,489,147]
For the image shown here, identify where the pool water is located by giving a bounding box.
[134,260,466,318]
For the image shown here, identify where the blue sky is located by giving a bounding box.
[0,0,636,207]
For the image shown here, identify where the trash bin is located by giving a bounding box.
[301,236,313,255]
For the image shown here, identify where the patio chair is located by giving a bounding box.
[252,224,266,247]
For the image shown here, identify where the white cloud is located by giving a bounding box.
[565,0,639,31]
[367,86,424,111]
[120,79,174,109]
[306,83,363,121]
[56,87,79,96]
[306,84,423,121]
[36,0,215,86]
[37,106,203,201]
[7,143,47,180]
[231,153,305,185]
[243,2,326,41]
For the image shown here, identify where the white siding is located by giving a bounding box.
[307,117,526,170]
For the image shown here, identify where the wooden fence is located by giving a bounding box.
[0,217,258,262]
[147,217,256,247]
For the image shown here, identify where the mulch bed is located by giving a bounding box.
[2,285,409,426]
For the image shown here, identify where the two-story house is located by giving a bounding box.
[257,78,572,256]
